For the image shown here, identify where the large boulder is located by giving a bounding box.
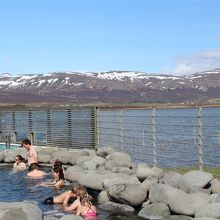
[68,151,90,165]
[160,171,182,188]
[38,154,51,163]
[60,215,83,220]
[149,183,211,216]
[105,152,132,170]
[211,179,220,194]
[96,146,114,158]
[136,164,155,180]
[51,151,76,164]
[0,202,42,220]
[78,172,113,190]
[195,203,220,219]
[138,202,170,220]
[102,175,140,190]
[64,165,85,182]
[0,208,28,220]
[107,183,147,206]
[182,170,213,188]
[98,201,134,214]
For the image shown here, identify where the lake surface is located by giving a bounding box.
[0,166,143,220]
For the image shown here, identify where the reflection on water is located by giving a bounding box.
[0,166,143,220]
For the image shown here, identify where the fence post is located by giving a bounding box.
[28,110,34,143]
[119,109,124,151]
[47,109,52,146]
[152,108,157,166]
[67,109,72,147]
[198,106,204,171]
[94,107,99,151]
[11,110,16,143]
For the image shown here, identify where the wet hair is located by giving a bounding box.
[21,139,31,146]
[81,197,92,207]
[29,163,39,171]
[71,184,80,194]
[52,166,64,180]
[75,185,88,201]
[15,155,25,162]
[52,160,63,169]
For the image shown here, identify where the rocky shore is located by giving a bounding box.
[1,146,220,220]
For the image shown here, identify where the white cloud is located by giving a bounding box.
[163,49,220,76]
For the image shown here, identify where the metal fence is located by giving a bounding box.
[1,105,220,170]
[97,106,220,170]
[0,107,97,149]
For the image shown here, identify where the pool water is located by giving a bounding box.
[0,166,143,220]
[0,143,19,150]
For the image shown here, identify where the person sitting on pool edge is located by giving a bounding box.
[27,163,47,178]
[43,184,79,205]
[13,155,27,171]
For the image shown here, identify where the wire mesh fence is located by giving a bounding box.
[98,106,220,171]
[1,105,220,172]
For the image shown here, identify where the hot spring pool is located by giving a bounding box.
[0,165,142,220]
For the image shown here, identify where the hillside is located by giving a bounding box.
[0,69,220,104]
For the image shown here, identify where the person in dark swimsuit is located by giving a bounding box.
[43,185,79,205]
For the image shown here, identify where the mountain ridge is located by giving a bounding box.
[1,69,220,104]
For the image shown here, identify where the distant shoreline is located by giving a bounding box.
[0,102,220,110]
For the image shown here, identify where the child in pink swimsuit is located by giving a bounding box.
[77,197,97,219]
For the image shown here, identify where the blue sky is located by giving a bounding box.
[0,0,220,76]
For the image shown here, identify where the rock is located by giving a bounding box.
[160,171,182,188]
[78,172,111,190]
[98,201,134,214]
[51,151,75,164]
[59,215,83,220]
[111,166,136,175]
[96,146,115,158]
[76,156,94,166]
[195,203,220,219]
[0,208,28,220]
[211,179,220,194]
[163,215,193,220]
[152,166,164,179]
[215,194,220,203]
[38,154,51,163]
[141,176,158,192]
[68,151,90,165]
[182,170,213,188]
[0,202,42,220]
[107,183,147,206]
[64,165,85,182]
[149,183,211,216]
[194,218,219,220]
[97,191,109,204]
[105,152,132,170]
[91,156,106,166]
[102,175,140,190]
[138,202,170,219]
[43,216,59,220]
[136,164,155,180]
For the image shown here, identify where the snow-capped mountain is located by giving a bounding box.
[0,69,220,104]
